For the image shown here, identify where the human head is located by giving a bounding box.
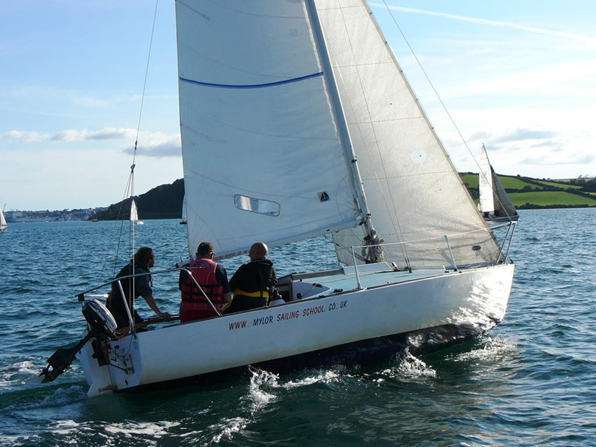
[196,241,215,258]
[134,247,155,268]
[249,242,268,261]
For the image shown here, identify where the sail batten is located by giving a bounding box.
[180,72,324,89]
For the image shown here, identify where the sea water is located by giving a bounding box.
[0,209,595,446]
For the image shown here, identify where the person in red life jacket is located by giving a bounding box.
[225,242,278,314]
[106,247,171,329]
[179,242,231,322]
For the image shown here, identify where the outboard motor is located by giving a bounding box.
[82,299,118,341]
[40,300,118,383]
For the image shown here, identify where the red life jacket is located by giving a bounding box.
[180,258,225,317]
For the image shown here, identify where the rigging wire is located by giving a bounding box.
[380,0,513,221]
[106,0,161,278]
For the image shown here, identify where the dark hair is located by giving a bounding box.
[196,242,214,257]
[134,247,154,267]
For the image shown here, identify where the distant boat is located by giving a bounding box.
[0,204,7,232]
[478,144,519,222]
[42,0,515,397]
[130,199,144,225]
[180,194,187,225]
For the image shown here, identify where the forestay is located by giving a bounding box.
[316,0,501,267]
[176,0,363,258]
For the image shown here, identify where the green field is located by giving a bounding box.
[509,191,596,207]
[462,174,540,190]
[532,180,583,189]
[498,176,540,190]
[461,173,595,208]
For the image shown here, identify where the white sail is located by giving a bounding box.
[176,0,362,258]
[315,0,500,267]
[479,144,495,214]
[130,199,139,222]
[0,204,7,231]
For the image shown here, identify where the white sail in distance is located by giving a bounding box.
[130,200,139,222]
[316,0,501,267]
[0,204,7,231]
[176,0,363,257]
[479,145,495,214]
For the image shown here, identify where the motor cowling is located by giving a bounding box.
[83,299,118,341]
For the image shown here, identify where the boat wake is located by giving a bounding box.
[390,349,437,379]
[448,335,517,363]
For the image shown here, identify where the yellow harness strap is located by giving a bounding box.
[233,289,269,298]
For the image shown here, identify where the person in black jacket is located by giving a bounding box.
[225,242,277,313]
[106,247,171,328]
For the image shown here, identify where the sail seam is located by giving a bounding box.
[179,72,323,89]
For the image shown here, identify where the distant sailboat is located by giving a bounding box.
[180,195,187,224]
[0,204,7,232]
[479,144,519,222]
[130,199,144,225]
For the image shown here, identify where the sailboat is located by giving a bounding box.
[41,0,515,397]
[130,199,144,225]
[478,144,519,222]
[0,204,7,232]
[180,195,187,225]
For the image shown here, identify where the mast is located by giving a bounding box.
[305,0,378,254]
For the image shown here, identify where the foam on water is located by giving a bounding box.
[450,336,517,363]
[374,349,437,383]
[210,417,249,444]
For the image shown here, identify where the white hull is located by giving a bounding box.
[81,262,514,397]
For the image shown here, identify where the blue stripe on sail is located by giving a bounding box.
[179,72,324,89]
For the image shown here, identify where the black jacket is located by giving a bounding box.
[229,259,277,297]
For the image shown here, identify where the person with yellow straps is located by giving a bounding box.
[225,242,277,314]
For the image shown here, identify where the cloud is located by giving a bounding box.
[492,128,558,144]
[2,127,137,143]
[1,130,52,142]
[122,132,181,158]
[521,152,594,166]
[2,127,181,157]
[372,3,596,47]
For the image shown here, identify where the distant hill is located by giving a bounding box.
[91,174,596,221]
[92,179,185,220]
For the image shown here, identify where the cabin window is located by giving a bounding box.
[234,194,280,216]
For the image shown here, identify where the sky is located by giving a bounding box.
[1,1,595,211]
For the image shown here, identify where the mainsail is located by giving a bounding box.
[315,0,501,267]
[176,0,363,257]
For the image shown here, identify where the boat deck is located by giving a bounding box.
[282,263,450,301]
